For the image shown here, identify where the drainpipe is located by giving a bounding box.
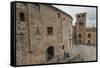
[27,4,32,53]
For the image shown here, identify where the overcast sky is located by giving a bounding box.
[53,5,97,27]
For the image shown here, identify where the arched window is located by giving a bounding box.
[19,12,25,21]
[47,27,53,35]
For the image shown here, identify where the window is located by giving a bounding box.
[32,4,36,11]
[78,15,80,18]
[62,45,64,49]
[88,40,91,44]
[82,15,85,17]
[88,33,91,38]
[79,33,81,38]
[35,4,40,12]
[57,13,60,18]
[79,22,83,25]
[47,27,53,35]
[32,4,40,12]
[19,12,25,21]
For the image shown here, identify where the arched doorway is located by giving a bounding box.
[46,46,54,61]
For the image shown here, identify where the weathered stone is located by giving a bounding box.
[16,3,73,65]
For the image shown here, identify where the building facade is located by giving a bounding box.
[73,13,96,46]
[85,27,96,45]
[16,3,73,65]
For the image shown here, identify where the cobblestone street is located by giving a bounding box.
[79,45,96,61]
[58,45,96,63]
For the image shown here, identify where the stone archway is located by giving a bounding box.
[46,46,54,61]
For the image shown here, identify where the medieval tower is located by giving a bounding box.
[76,13,87,44]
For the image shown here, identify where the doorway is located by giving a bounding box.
[46,46,54,61]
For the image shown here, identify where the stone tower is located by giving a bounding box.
[76,13,87,44]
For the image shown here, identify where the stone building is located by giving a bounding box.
[73,13,96,46]
[85,27,96,46]
[16,3,73,65]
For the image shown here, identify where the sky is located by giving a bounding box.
[53,5,97,27]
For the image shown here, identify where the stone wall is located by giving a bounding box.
[16,3,72,65]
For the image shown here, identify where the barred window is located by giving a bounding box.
[47,27,53,35]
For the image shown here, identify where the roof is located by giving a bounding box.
[76,13,87,15]
[49,5,73,20]
[86,27,96,31]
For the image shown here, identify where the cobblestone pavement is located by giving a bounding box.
[79,45,96,61]
[47,45,96,63]
[68,45,96,62]
[59,45,96,62]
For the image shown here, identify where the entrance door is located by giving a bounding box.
[46,46,54,61]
